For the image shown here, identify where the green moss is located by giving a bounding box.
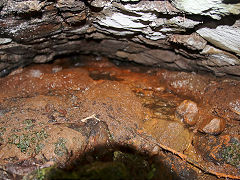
[11,128,21,133]
[113,151,156,180]
[23,119,35,130]
[221,142,240,167]
[36,167,53,180]
[35,143,45,154]
[58,162,129,180]
[0,127,6,137]
[17,134,30,153]
[23,166,54,180]
[54,137,68,157]
[27,161,130,180]
[34,129,48,140]
[8,129,48,154]
[0,127,6,143]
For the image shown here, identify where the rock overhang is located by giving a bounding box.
[0,0,240,78]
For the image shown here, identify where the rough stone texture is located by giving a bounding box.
[197,20,240,56]
[171,0,240,20]
[201,117,225,135]
[0,0,240,77]
[176,100,199,126]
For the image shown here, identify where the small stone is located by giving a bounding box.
[90,0,110,8]
[168,33,207,51]
[155,87,165,92]
[52,66,63,73]
[151,145,161,155]
[176,100,198,126]
[202,118,225,135]
[29,69,43,78]
[0,38,12,45]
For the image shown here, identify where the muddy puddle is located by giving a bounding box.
[0,56,239,179]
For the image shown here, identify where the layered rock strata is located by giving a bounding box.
[0,0,240,77]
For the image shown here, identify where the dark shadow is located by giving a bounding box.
[33,143,196,180]
[222,0,240,4]
[15,11,43,20]
[194,14,239,30]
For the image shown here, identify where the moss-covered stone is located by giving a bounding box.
[54,137,68,157]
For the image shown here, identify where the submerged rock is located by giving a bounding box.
[176,100,198,126]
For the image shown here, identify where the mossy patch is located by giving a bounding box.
[23,119,36,130]
[0,127,6,144]
[113,151,156,180]
[220,141,240,167]
[23,166,54,180]
[11,128,22,133]
[7,128,48,155]
[0,127,6,137]
[54,137,68,157]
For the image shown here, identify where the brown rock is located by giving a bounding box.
[168,33,207,51]
[176,100,198,126]
[202,118,225,135]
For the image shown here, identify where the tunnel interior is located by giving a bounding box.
[0,0,240,179]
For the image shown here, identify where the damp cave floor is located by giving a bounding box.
[0,56,239,179]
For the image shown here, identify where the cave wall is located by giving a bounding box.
[0,0,240,77]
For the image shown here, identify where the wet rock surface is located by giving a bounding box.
[201,117,225,135]
[0,0,240,78]
[0,56,239,179]
[176,100,198,126]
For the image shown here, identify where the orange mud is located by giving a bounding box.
[0,56,239,179]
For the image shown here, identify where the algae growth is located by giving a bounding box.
[220,140,240,167]
[7,128,48,154]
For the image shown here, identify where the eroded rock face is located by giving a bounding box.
[0,0,240,78]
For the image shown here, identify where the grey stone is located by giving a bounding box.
[197,21,240,55]
[201,45,240,66]
[56,0,85,11]
[0,38,12,45]
[1,0,46,16]
[171,0,240,20]
[90,0,112,8]
[0,0,239,78]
